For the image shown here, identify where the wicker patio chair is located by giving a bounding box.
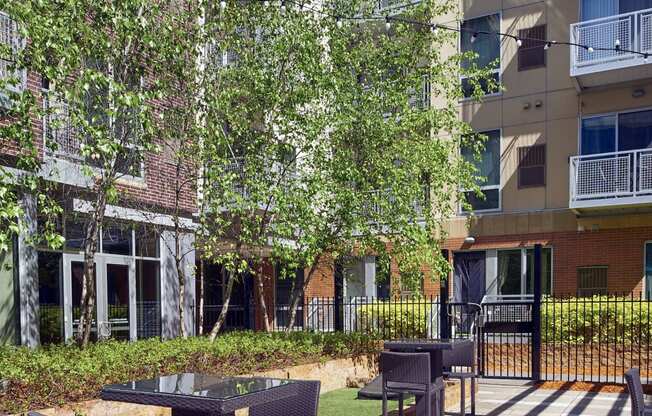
[380,351,444,416]
[625,368,652,416]
[249,379,321,416]
[443,341,477,416]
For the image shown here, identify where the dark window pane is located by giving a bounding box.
[65,218,91,251]
[38,251,63,344]
[71,261,97,340]
[581,116,616,155]
[646,243,652,299]
[463,188,500,212]
[618,109,652,151]
[461,72,500,98]
[462,130,501,187]
[102,223,132,255]
[136,259,160,339]
[135,225,159,258]
[498,250,522,295]
[461,14,500,70]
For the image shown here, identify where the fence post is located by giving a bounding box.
[532,244,542,381]
[440,250,451,339]
[334,262,344,332]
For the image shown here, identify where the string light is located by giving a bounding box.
[246,0,652,62]
[220,0,226,11]
[264,0,269,6]
[336,17,343,28]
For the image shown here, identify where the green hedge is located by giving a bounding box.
[356,301,433,339]
[542,296,652,344]
[0,331,381,414]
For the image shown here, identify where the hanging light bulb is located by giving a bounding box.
[544,42,551,50]
[220,0,226,11]
[516,38,523,47]
[470,33,478,43]
[264,0,270,6]
[280,1,286,13]
[615,39,621,48]
[431,24,438,35]
[385,16,391,31]
[587,46,594,53]
[645,54,649,63]
[336,17,343,28]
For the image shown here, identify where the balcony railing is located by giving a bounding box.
[569,148,652,209]
[223,157,298,198]
[570,8,652,76]
[363,187,428,220]
[43,95,82,159]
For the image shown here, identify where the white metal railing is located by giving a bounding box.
[43,95,83,159]
[363,186,428,220]
[223,157,298,197]
[569,148,652,206]
[570,8,652,75]
[376,0,421,13]
[0,12,26,96]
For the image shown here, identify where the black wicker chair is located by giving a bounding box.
[625,368,652,416]
[443,340,477,416]
[380,351,444,416]
[249,379,321,416]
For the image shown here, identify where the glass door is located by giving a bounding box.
[63,254,98,342]
[105,261,133,341]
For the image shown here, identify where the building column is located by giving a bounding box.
[485,250,498,296]
[160,231,196,339]
[18,192,40,348]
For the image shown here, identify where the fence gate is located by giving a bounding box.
[479,295,536,379]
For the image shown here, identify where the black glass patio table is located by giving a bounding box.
[101,374,299,416]
[384,339,473,416]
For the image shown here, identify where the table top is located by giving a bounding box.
[101,374,298,413]
[384,338,473,351]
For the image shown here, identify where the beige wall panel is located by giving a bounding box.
[461,0,501,18]
[546,118,578,209]
[546,89,579,121]
[502,94,547,127]
[501,124,547,211]
[501,4,546,98]
[503,0,546,9]
[459,98,502,130]
[545,0,577,91]
[581,82,652,116]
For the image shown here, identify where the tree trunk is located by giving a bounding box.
[198,261,205,336]
[253,269,271,332]
[286,260,319,331]
[76,192,106,348]
[209,269,235,341]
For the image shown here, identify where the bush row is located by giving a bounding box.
[0,331,381,414]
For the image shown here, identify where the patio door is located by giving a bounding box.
[63,254,136,341]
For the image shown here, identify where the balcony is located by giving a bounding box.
[222,157,298,199]
[570,8,652,88]
[569,148,652,211]
[363,187,428,222]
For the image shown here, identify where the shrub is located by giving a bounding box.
[356,299,435,339]
[0,331,381,414]
[541,296,652,344]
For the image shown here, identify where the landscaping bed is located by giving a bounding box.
[0,331,381,415]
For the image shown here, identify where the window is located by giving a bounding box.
[518,25,546,71]
[37,251,63,344]
[461,14,501,98]
[577,266,608,296]
[497,248,553,296]
[0,12,25,100]
[461,130,501,212]
[581,109,652,155]
[518,144,546,188]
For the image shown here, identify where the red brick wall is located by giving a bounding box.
[304,256,335,299]
[443,227,652,296]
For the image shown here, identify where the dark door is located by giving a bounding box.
[275,267,304,329]
[453,251,486,304]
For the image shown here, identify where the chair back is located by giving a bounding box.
[380,351,431,386]
[443,341,476,369]
[625,368,645,416]
[249,379,320,416]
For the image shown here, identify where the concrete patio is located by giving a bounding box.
[471,380,630,416]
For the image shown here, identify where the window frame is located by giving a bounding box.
[517,143,547,188]
[496,246,554,296]
[577,265,609,296]
[459,11,503,101]
[0,11,27,101]
[459,129,502,214]
[579,105,652,155]
[517,24,547,71]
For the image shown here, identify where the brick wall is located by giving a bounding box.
[443,226,652,296]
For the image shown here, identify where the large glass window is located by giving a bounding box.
[581,109,652,155]
[497,247,552,295]
[461,130,501,212]
[102,222,132,255]
[461,14,500,98]
[37,251,63,344]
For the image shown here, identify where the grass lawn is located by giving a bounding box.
[319,388,415,416]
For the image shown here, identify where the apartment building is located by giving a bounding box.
[441,0,652,305]
[0,12,197,347]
